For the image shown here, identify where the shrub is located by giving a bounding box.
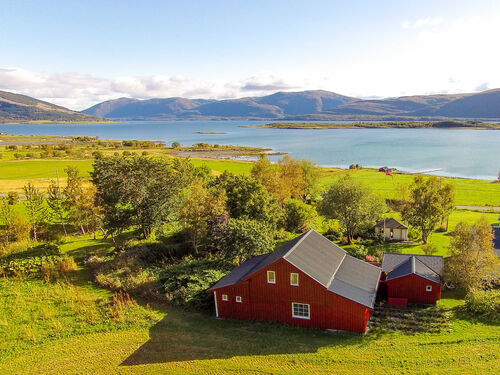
[324,227,343,241]
[284,199,317,233]
[463,289,500,321]
[171,141,181,148]
[58,255,78,274]
[161,257,233,310]
[345,244,368,260]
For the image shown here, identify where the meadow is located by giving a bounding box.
[0,235,499,375]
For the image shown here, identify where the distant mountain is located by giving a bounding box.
[83,88,500,120]
[0,90,103,123]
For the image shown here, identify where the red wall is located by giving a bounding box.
[212,258,371,333]
[386,274,441,305]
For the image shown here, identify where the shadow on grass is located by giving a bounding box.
[121,309,371,365]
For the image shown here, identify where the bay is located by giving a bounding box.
[1,120,499,180]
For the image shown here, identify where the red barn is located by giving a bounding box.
[207,229,381,333]
[381,253,444,305]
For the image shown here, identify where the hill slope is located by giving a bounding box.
[0,90,104,123]
[83,88,500,120]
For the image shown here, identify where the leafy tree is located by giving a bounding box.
[284,199,318,233]
[178,182,227,253]
[212,171,283,226]
[74,185,104,237]
[47,179,68,236]
[23,183,47,241]
[91,155,191,239]
[319,176,384,244]
[6,191,19,205]
[251,155,319,203]
[171,141,181,148]
[401,176,455,243]
[445,217,500,292]
[209,218,275,265]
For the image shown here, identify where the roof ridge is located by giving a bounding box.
[414,257,439,275]
[326,252,347,288]
[283,229,314,258]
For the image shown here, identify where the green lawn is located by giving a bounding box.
[0,277,498,374]
[0,156,499,207]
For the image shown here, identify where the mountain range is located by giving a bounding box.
[0,90,102,123]
[83,89,500,121]
[2,88,500,123]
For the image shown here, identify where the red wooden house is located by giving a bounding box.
[207,230,381,333]
[381,253,444,305]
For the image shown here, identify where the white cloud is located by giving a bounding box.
[402,16,443,29]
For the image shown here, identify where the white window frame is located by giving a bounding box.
[292,302,310,319]
[236,296,242,303]
[222,294,228,301]
[290,272,299,286]
[267,270,276,284]
[426,285,432,292]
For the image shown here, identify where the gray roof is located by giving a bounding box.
[382,253,444,276]
[209,229,381,308]
[386,256,441,283]
[375,218,408,229]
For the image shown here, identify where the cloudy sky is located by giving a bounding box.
[1,0,500,110]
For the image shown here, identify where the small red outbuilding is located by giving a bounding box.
[381,253,444,305]
[207,230,381,333]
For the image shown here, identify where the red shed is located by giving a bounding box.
[207,230,381,333]
[382,253,444,305]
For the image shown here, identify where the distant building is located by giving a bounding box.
[381,253,444,305]
[374,218,409,241]
[207,229,381,333]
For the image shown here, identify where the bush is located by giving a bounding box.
[324,227,343,241]
[58,255,78,274]
[284,199,317,233]
[171,141,181,148]
[345,244,368,260]
[161,257,233,310]
[463,289,500,321]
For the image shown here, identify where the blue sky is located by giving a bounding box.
[1,0,499,109]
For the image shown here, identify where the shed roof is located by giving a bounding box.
[374,218,408,229]
[208,229,381,308]
[385,256,441,283]
[382,253,444,276]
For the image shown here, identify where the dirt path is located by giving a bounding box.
[456,205,500,212]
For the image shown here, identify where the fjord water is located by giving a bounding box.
[2,121,499,180]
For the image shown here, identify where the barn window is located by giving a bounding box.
[236,296,242,303]
[290,273,299,286]
[222,294,228,301]
[426,285,432,292]
[267,270,276,284]
[292,303,310,319]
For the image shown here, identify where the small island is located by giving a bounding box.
[196,131,227,134]
[258,120,500,129]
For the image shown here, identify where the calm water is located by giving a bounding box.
[1,121,499,180]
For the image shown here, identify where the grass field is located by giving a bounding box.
[0,234,499,375]
[1,156,499,206]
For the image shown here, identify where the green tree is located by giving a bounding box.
[23,183,46,241]
[319,176,384,244]
[284,199,318,233]
[445,217,500,291]
[91,155,191,239]
[211,218,276,265]
[401,176,455,243]
[178,183,227,253]
[47,179,68,236]
[212,171,283,226]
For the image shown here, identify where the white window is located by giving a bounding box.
[236,296,242,303]
[222,294,228,301]
[426,285,432,292]
[292,302,310,319]
[290,272,299,286]
[267,270,276,284]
